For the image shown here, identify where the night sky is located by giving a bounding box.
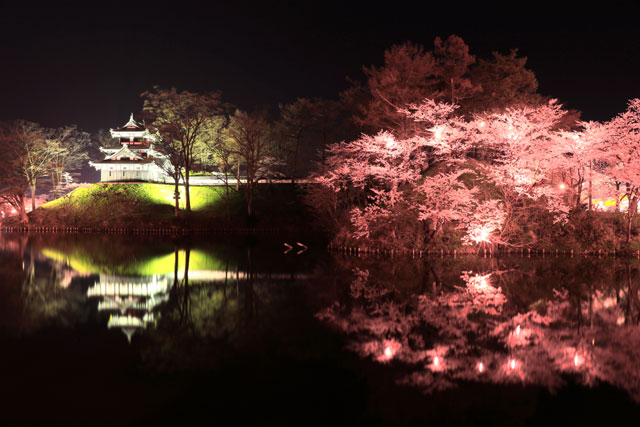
[1,2,639,133]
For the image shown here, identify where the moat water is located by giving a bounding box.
[1,232,639,425]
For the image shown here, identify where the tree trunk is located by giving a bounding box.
[224,179,231,222]
[50,175,58,199]
[292,131,301,185]
[627,197,636,243]
[173,178,180,217]
[588,161,592,211]
[236,161,241,191]
[20,198,27,223]
[450,77,455,104]
[184,170,191,212]
[246,163,254,217]
[30,180,36,212]
[575,179,583,209]
[247,181,253,217]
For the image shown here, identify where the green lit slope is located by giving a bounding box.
[26,183,243,228]
[42,183,225,211]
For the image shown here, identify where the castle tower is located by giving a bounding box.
[89,114,169,182]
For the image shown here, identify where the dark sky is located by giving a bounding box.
[1,2,639,133]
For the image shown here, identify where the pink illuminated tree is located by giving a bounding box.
[555,122,613,211]
[600,99,640,241]
[466,101,571,245]
[316,100,481,249]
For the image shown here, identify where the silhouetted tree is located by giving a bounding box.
[433,34,481,107]
[470,49,542,112]
[224,110,278,217]
[0,122,29,222]
[348,41,439,138]
[45,125,91,198]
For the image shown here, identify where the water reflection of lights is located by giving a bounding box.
[466,272,493,290]
[430,355,446,372]
[318,264,640,402]
[426,347,448,372]
[377,340,401,362]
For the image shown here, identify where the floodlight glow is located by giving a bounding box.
[384,346,393,358]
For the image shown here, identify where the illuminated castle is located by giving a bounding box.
[89,114,170,182]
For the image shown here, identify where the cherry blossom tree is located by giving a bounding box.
[555,122,613,211]
[315,100,481,249]
[466,101,571,245]
[600,99,640,241]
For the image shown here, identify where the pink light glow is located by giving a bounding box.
[427,347,447,372]
[469,227,492,244]
[516,325,521,336]
[510,359,516,370]
[431,126,443,140]
[384,346,393,358]
[384,136,396,149]
[574,353,579,367]
[377,339,401,362]
[559,183,566,190]
[478,362,484,373]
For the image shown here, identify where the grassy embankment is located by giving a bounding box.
[19,182,312,231]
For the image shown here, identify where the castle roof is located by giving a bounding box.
[112,113,146,132]
[104,144,144,161]
[90,159,154,165]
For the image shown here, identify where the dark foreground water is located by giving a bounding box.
[1,233,639,426]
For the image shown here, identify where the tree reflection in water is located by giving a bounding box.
[0,233,298,346]
[317,254,640,402]
[0,233,89,332]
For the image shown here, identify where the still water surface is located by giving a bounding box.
[1,233,639,425]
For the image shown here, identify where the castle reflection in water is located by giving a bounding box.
[88,274,170,342]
